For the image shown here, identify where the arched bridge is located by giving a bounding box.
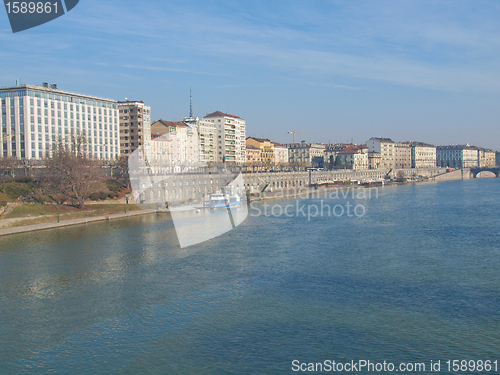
[470,167,500,178]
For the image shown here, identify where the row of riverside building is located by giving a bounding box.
[1,83,498,170]
[247,137,498,170]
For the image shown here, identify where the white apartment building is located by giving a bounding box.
[436,145,478,168]
[194,118,216,163]
[150,120,201,173]
[365,137,395,169]
[202,111,246,164]
[272,142,288,166]
[402,141,437,168]
[118,101,151,160]
[287,141,326,166]
[0,83,119,160]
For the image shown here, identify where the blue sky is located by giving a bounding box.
[1,0,500,150]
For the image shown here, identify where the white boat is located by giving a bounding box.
[209,193,241,209]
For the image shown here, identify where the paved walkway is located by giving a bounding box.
[0,209,159,237]
[0,203,18,218]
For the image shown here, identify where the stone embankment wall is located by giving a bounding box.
[432,168,470,181]
[242,168,450,191]
[128,167,462,204]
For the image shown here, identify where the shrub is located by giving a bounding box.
[89,192,100,201]
[0,200,7,207]
[15,177,33,183]
[105,180,123,192]
[5,184,31,199]
[99,191,108,200]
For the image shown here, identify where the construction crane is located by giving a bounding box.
[288,131,314,143]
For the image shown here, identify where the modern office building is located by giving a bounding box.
[0,83,119,160]
[118,100,151,160]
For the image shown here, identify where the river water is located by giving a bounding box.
[1,179,499,374]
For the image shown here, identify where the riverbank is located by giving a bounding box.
[0,171,486,237]
[0,208,160,237]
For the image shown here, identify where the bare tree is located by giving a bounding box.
[44,134,104,209]
[112,156,130,189]
[0,156,18,194]
[396,170,407,182]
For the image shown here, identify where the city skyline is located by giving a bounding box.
[1,0,499,150]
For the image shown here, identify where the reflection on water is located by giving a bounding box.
[0,179,499,374]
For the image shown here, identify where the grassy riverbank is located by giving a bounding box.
[0,203,142,229]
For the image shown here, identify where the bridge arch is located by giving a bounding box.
[471,168,500,178]
[475,171,497,178]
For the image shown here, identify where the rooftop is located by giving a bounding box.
[272,142,287,148]
[247,136,272,143]
[204,110,242,119]
[0,83,117,103]
[369,137,395,143]
[401,141,436,147]
[152,120,189,129]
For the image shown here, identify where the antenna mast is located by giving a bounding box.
[189,88,193,118]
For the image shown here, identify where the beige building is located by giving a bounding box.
[402,141,437,168]
[150,136,171,172]
[394,142,412,169]
[365,137,395,169]
[475,147,496,167]
[202,111,246,164]
[368,152,382,169]
[337,145,369,170]
[245,144,262,171]
[118,100,151,159]
[246,137,275,167]
[287,141,326,167]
